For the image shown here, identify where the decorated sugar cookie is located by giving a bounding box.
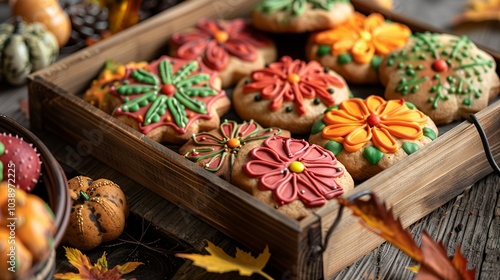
[233,56,350,134]
[109,56,231,144]
[169,18,277,88]
[307,12,411,84]
[309,95,438,181]
[231,136,354,220]
[179,119,290,181]
[379,32,500,125]
[252,0,354,33]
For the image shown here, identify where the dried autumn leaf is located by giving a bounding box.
[452,0,500,24]
[54,247,143,280]
[337,192,476,280]
[176,241,273,279]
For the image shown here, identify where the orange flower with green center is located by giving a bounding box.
[321,95,428,153]
[312,13,411,64]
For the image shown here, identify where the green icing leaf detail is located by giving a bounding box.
[131,68,159,85]
[405,102,416,109]
[363,146,383,165]
[144,95,168,125]
[316,45,331,57]
[324,140,343,156]
[337,53,353,65]
[256,0,347,16]
[370,56,383,72]
[311,119,326,134]
[423,127,436,140]
[402,142,419,155]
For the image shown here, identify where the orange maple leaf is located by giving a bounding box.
[337,192,476,280]
[176,241,273,279]
[54,247,143,280]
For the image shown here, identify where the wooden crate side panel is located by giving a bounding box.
[28,76,305,273]
[316,100,500,277]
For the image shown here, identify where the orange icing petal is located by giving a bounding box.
[344,125,371,153]
[372,24,411,55]
[371,127,398,153]
[322,123,364,139]
[364,13,385,32]
[385,109,428,125]
[377,99,406,116]
[324,109,364,125]
[380,121,423,140]
[351,39,375,64]
[313,26,357,45]
[364,95,386,114]
[347,13,368,29]
[340,98,370,118]
[333,38,357,56]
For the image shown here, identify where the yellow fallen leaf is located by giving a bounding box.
[406,265,420,273]
[453,0,500,24]
[176,241,273,279]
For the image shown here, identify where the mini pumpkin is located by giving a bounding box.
[65,176,129,250]
[0,181,55,280]
[0,17,58,85]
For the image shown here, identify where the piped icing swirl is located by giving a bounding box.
[243,56,345,115]
[243,136,345,207]
[256,0,350,16]
[171,18,272,71]
[110,56,225,135]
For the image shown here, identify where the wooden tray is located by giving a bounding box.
[27,0,500,278]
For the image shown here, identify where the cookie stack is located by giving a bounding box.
[83,1,499,220]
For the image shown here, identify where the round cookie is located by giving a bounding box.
[233,56,350,135]
[309,95,439,181]
[169,18,277,88]
[231,136,354,220]
[306,12,411,84]
[109,55,231,144]
[251,0,354,33]
[180,119,291,181]
[379,32,500,125]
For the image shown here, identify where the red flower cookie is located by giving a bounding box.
[233,56,350,134]
[379,32,500,125]
[169,18,277,88]
[109,56,231,144]
[231,136,354,220]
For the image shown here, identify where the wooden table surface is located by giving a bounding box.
[1,1,499,279]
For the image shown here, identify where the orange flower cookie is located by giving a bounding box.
[231,136,354,220]
[180,119,291,181]
[169,18,277,88]
[109,56,231,144]
[233,56,351,134]
[252,0,354,33]
[309,95,438,181]
[379,32,500,125]
[306,12,411,84]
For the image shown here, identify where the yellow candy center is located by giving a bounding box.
[287,73,301,83]
[214,31,229,43]
[359,30,372,41]
[227,138,241,148]
[289,161,305,173]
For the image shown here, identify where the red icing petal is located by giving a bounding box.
[270,172,297,202]
[197,18,223,35]
[220,121,237,139]
[204,41,229,71]
[224,39,257,61]
[171,32,211,46]
[176,39,210,60]
[245,160,285,177]
[283,138,309,158]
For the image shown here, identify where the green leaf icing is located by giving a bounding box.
[370,56,382,72]
[423,127,437,140]
[402,142,419,155]
[324,140,343,156]
[256,0,349,16]
[317,45,331,57]
[363,146,383,165]
[337,53,353,65]
[311,119,326,134]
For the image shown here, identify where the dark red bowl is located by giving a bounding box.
[0,114,70,278]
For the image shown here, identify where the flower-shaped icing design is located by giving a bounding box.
[111,56,224,134]
[384,32,496,110]
[243,56,345,115]
[312,12,411,64]
[321,95,428,153]
[256,0,349,16]
[171,18,271,71]
[243,136,345,207]
[184,119,282,174]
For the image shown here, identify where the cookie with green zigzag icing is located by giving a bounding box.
[308,95,438,181]
[109,56,231,144]
[252,0,354,33]
[379,32,500,125]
